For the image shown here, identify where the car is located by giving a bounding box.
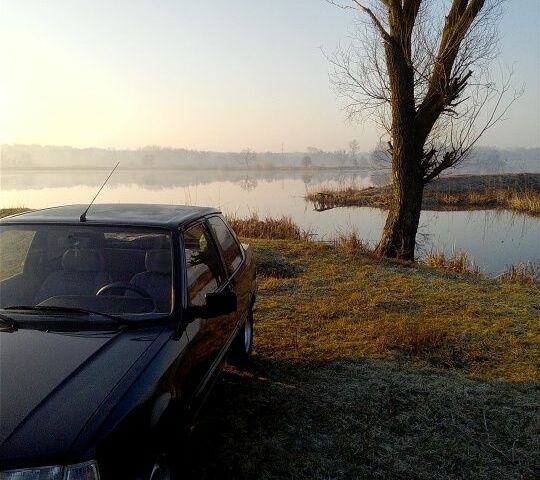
[0,204,257,480]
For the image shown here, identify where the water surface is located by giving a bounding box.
[1,168,538,276]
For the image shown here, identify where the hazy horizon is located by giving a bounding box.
[1,0,539,151]
[2,143,540,155]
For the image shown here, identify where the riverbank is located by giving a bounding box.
[182,238,538,479]
[307,173,540,216]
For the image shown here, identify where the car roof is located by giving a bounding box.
[0,204,221,228]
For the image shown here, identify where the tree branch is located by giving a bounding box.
[326,0,391,41]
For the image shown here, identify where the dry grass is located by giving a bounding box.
[225,212,312,240]
[424,249,480,276]
[430,187,540,216]
[306,185,392,211]
[179,239,539,479]
[376,319,449,356]
[500,262,539,285]
[333,229,375,256]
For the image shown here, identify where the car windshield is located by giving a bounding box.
[0,224,173,319]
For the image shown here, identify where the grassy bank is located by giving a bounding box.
[307,173,540,216]
[181,238,539,479]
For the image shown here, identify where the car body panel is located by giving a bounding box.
[0,325,163,467]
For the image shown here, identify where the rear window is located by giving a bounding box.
[207,216,243,275]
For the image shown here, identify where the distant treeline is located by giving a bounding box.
[1,144,538,174]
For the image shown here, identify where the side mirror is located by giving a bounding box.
[186,290,237,320]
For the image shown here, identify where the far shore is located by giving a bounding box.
[1,164,374,172]
[306,173,540,216]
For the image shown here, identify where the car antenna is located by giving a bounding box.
[80,162,120,222]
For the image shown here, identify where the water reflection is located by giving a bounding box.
[0,168,385,191]
[0,168,537,276]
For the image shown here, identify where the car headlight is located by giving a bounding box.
[0,461,99,480]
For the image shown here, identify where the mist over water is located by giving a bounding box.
[1,168,538,276]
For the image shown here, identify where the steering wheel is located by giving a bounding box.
[96,282,154,306]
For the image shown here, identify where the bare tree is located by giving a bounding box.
[349,139,360,166]
[301,155,313,168]
[239,148,257,169]
[328,0,519,260]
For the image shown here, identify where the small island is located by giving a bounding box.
[306,173,540,216]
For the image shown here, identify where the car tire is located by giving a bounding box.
[229,307,253,366]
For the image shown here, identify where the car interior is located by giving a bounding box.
[0,227,174,315]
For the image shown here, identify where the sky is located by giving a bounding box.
[1,0,539,152]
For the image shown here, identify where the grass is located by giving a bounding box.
[226,212,312,240]
[424,249,480,276]
[179,239,539,479]
[306,173,540,216]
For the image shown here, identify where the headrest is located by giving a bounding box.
[62,249,104,272]
[145,249,171,274]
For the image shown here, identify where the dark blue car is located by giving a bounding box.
[0,204,257,480]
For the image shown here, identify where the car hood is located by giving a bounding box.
[0,324,163,464]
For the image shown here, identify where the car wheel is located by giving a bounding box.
[229,307,253,366]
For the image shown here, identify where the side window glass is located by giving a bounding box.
[0,230,36,281]
[207,217,243,275]
[184,224,224,307]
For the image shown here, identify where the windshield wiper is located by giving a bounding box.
[3,305,127,325]
[0,312,18,331]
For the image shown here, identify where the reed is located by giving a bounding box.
[333,230,375,256]
[424,249,480,276]
[225,213,313,240]
[499,262,538,285]
[430,186,540,215]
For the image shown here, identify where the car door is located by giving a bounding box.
[181,221,231,397]
[206,215,249,330]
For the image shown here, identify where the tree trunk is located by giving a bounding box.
[375,147,424,261]
[375,24,423,262]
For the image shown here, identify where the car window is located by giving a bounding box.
[207,217,243,275]
[0,229,35,281]
[0,224,173,317]
[184,224,225,307]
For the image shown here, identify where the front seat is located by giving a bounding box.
[34,249,111,304]
[129,249,172,313]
